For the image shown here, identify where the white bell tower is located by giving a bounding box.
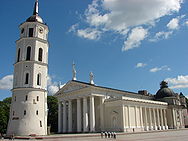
[7,0,48,135]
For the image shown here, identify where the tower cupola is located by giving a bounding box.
[26,0,43,23]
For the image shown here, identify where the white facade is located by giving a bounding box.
[7,0,48,136]
[55,80,187,133]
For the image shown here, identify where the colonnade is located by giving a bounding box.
[58,96,101,133]
[141,107,168,131]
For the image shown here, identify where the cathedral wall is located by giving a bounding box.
[104,101,124,132]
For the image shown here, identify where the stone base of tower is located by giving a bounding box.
[7,89,48,136]
[7,119,47,136]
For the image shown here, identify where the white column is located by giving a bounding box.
[77,98,81,132]
[139,107,144,130]
[163,109,168,129]
[90,96,95,132]
[63,101,67,133]
[144,107,148,131]
[156,109,161,130]
[83,97,89,132]
[100,96,105,131]
[134,106,138,128]
[125,106,129,131]
[172,109,176,129]
[160,109,164,130]
[153,108,157,130]
[68,100,72,132]
[179,110,182,128]
[148,108,152,130]
[58,101,62,133]
[128,106,131,129]
[181,110,185,128]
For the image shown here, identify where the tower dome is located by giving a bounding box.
[26,0,43,23]
[155,81,175,99]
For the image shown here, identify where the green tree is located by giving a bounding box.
[0,97,11,134]
[47,96,58,133]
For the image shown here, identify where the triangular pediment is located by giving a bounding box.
[58,81,89,94]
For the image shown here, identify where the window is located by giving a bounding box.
[36,110,38,115]
[37,74,41,86]
[24,110,26,115]
[25,73,29,84]
[14,96,16,101]
[25,95,28,101]
[40,121,42,127]
[17,48,20,62]
[13,111,15,116]
[26,46,31,60]
[37,96,39,101]
[38,48,43,61]
[29,28,34,37]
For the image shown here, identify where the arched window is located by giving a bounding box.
[26,46,31,60]
[38,48,43,61]
[37,73,41,86]
[36,110,38,115]
[17,48,20,62]
[25,73,29,84]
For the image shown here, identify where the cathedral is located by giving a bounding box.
[55,72,187,133]
[6,0,188,136]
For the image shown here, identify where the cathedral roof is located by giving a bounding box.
[56,80,150,97]
[155,81,175,99]
[26,0,43,23]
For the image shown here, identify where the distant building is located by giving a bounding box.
[7,0,48,135]
[55,70,187,133]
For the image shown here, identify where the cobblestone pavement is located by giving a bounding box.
[1,129,188,141]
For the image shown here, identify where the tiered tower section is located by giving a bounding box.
[7,0,49,135]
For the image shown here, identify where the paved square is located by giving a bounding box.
[2,129,188,141]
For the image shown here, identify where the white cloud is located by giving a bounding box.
[69,0,184,50]
[167,15,185,30]
[77,28,101,40]
[150,31,173,42]
[150,65,171,72]
[47,75,61,95]
[86,0,182,31]
[73,0,182,50]
[122,27,148,51]
[167,18,180,30]
[48,85,59,95]
[68,23,79,33]
[0,75,13,90]
[170,84,188,89]
[165,75,188,89]
[165,75,188,84]
[136,63,147,68]
[185,20,188,26]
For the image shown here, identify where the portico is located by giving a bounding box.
[55,79,184,133]
[58,94,103,133]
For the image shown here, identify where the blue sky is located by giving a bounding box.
[1,0,188,100]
